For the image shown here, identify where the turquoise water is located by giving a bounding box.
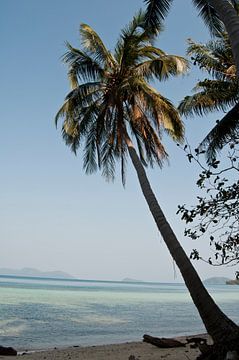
[0,276,238,350]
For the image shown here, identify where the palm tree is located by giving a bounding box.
[144,0,239,77]
[178,33,239,161]
[56,14,239,357]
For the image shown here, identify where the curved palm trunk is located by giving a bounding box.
[208,0,239,77]
[127,141,239,343]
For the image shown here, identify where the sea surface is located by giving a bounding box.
[0,275,238,350]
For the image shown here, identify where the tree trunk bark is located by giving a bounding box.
[208,0,239,77]
[126,142,239,344]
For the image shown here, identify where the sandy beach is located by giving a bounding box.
[0,335,210,360]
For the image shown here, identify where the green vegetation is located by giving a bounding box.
[179,32,239,161]
[177,140,239,271]
[143,0,223,35]
[177,33,239,278]
[56,12,187,185]
[143,0,239,78]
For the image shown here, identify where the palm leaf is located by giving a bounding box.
[61,119,81,155]
[55,83,102,129]
[83,121,98,174]
[64,42,105,83]
[199,103,239,161]
[115,10,156,65]
[146,55,188,80]
[144,0,172,32]
[126,100,167,166]
[80,24,116,68]
[187,36,234,81]
[131,80,184,141]
[179,80,239,117]
[192,0,224,36]
[65,83,103,110]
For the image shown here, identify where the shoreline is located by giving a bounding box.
[3,334,211,359]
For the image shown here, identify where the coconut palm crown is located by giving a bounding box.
[55,12,188,184]
[178,33,239,160]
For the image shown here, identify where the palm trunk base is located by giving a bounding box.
[197,331,239,360]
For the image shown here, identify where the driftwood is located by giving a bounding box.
[0,346,17,356]
[143,334,185,348]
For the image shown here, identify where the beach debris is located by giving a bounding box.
[186,336,213,358]
[186,337,208,349]
[0,345,17,356]
[128,355,139,360]
[143,334,185,348]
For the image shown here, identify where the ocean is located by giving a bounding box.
[0,275,238,350]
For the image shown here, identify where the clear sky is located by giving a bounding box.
[1,0,234,282]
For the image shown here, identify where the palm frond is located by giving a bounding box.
[114,10,157,66]
[144,0,172,32]
[187,36,235,81]
[55,100,72,127]
[131,80,184,142]
[179,80,239,117]
[187,40,222,76]
[142,121,167,167]
[101,135,116,182]
[101,144,116,182]
[137,45,166,59]
[83,121,98,174]
[122,9,147,37]
[67,81,102,101]
[136,55,188,81]
[125,99,168,166]
[182,31,239,158]
[55,83,102,128]
[156,55,189,79]
[158,99,184,142]
[192,0,224,36]
[199,103,239,161]
[80,24,116,68]
[61,119,81,155]
[64,42,105,83]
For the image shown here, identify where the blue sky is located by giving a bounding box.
[1,0,234,282]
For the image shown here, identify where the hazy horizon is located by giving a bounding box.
[0,266,234,284]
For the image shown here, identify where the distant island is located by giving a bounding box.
[226,279,239,285]
[0,267,74,279]
[203,277,230,285]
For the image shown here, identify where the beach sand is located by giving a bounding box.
[0,335,210,360]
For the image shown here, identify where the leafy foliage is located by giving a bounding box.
[143,0,224,35]
[192,0,224,36]
[144,0,172,32]
[56,12,188,185]
[177,140,239,269]
[178,32,239,161]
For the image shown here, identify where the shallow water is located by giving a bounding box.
[0,276,238,350]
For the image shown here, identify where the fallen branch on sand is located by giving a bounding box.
[143,334,185,348]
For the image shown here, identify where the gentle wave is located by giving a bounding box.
[0,276,238,350]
